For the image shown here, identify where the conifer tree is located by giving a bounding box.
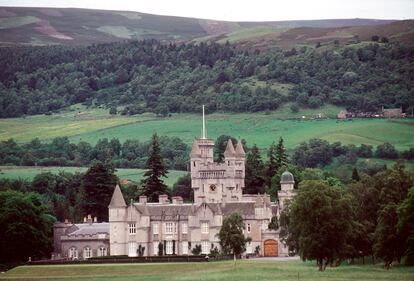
[245,144,265,194]
[276,137,288,170]
[352,167,360,181]
[141,133,168,202]
[80,161,118,221]
[266,141,278,187]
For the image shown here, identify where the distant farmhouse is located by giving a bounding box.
[53,107,295,259]
[337,107,405,119]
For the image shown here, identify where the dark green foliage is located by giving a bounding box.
[172,173,192,202]
[191,244,202,255]
[218,213,248,265]
[0,135,189,170]
[268,216,279,230]
[0,40,413,117]
[376,142,399,159]
[371,35,380,42]
[0,190,55,264]
[244,144,265,194]
[214,135,237,163]
[397,186,414,265]
[141,133,168,202]
[265,138,288,187]
[357,144,373,158]
[292,139,333,168]
[80,161,118,221]
[374,203,405,269]
[109,107,117,115]
[289,180,353,271]
[352,167,360,181]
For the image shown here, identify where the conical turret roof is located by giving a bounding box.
[109,184,126,208]
[224,139,236,157]
[235,139,246,157]
[190,140,201,156]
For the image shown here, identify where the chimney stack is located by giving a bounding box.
[83,217,87,223]
[139,195,147,204]
[93,217,97,223]
[172,196,183,204]
[159,194,169,204]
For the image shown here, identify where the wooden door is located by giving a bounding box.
[264,239,278,257]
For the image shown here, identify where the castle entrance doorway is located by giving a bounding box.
[264,239,278,257]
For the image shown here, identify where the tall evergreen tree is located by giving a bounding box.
[352,167,360,181]
[80,161,118,221]
[244,144,265,194]
[276,137,288,169]
[141,133,168,202]
[265,141,278,187]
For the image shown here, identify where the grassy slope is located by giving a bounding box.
[1,104,414,150]
[0,7,405,47]
[0,166,186,187]
[1,260,413,281]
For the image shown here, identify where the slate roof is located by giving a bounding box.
[134,203,195,218]
[67,223,109,236]
[235,139,246,156]
[224,139,236,157]
[109,184,126,207]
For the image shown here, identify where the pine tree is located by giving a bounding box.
[80,161,118,221]
[266,141,278,187]
[276,137,288,170]
[352,167,360,181]
[245,144,265,194]
[141,133,168,202]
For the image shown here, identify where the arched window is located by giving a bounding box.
[83,247,92,259]
[68,247,78,259]
[98,246,107,257]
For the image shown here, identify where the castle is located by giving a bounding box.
[53,106,295,259]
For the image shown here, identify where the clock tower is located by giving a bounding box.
[190,106,246,203]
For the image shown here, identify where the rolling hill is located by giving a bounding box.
[0,6,401,46]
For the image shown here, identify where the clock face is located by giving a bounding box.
[210,184,216,191]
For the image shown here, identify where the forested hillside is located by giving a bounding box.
[0,39,413,118]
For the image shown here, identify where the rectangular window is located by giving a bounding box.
[201,222,209,234]
[182,241,188,255]
[128,242,137,257]
[166,241,173,255]
[182,223,188,234]
[153,242,159,256]
[153,223,159,234]
[201,241,209,254]
[128,223,136,235]
[165,222,175,234]
[247,223,251,233]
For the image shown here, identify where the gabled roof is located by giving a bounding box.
[235,139,246,157]
[222,202,255,216]
[190,140,201,157]
[109,184,126,208]
[224,139,236,157]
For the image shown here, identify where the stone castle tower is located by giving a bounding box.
[190,105,246,203]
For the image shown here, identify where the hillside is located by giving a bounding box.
[0,6,398,46]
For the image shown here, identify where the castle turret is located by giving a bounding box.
[278,170,295,210]
[108,184,127,255]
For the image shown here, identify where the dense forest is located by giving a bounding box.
[0,39,413,118]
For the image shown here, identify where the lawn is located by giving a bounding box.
[0,166,187,187]
[1,260,413,281]
[1,105,414,151]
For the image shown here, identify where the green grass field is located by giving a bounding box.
[0,166,187,187]
[1,260,413,281]
[1,104,413,151]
